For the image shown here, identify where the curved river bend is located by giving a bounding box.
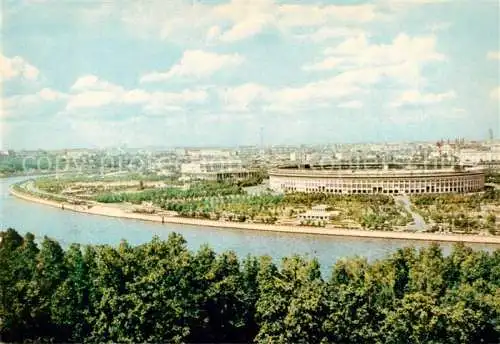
[1,176,496,275]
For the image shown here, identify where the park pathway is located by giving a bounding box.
[394,194,428,232]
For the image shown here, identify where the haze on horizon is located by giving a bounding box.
[1,0,499,150]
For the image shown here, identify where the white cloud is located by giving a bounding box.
[380,0,450,5]
[148,0,451,44]
[213,0,275,42]
[490,87,500,100]
[3,78,207,119]
[5,88,66,105]
[120,0,203,40]
[390,90,456,107]
[303,33,445,92]
[219,83,268,111]
[122,89,151,104]
[1,88,67,119]
[211,1,379,42]
[277,3,378,28]
[116,0,459,47]
[66,91,119,110]
[220,70,367,113]
[66,74,208,113]
[220,15,272,42]
[222,60,430,112]
[338,100,363,109]
[67,75,124,110]
[206,25,222,41]
[487,51,500,60]
[120,0,383,44]
[0,54,40,82]
[143,90,207,114]
[71,74,122,92]
[38,88,66,101]
[297,27,366,43]
[272,77,361,106]
[221,31,447,113]
[321,33,445,69]
[377,0,451,12]
[303,57,343,71]
[140,50,244,83]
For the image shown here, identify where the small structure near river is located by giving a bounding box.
[297,205,339,223]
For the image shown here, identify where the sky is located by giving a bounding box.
[0,0,499,150]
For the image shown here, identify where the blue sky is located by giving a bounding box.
[1,0,499,149]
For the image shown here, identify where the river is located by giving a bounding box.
[0,176,496,276]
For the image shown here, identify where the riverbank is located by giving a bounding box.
[9,186,500,244]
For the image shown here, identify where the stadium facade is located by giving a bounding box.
[269,164,485,195]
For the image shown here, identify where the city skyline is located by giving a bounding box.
[1,0,499,150]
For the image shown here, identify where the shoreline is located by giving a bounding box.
[9,186,500,245]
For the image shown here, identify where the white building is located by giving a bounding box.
[181,160,243,174]
[297,205,338,222]
[180,160,259,181]
[458,149,500,163]
[185,149,234,159]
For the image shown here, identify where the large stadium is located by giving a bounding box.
[269,163,485,195]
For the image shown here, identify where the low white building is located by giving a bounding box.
[180,160,259,181]
[185,149,234,159]
[181,160,242,174]
[297,205,338,222]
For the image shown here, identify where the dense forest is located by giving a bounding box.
[1,229,499,343]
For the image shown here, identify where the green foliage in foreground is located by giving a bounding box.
[1,229,499,343]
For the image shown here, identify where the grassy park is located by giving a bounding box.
[26,176,415,230]
[411,188,500,234]
[13,173,499,234]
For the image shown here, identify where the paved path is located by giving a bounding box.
[394,194,428,232]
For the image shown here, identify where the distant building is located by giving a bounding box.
[180,160,259,181]
[184,149,234,159]
[458,148,500,163]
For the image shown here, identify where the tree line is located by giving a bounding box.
[1,228,499,343]
[94,181,244,204]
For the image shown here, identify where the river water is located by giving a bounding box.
[0,176,496,276]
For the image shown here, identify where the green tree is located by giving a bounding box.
[31,236,67,341]
[1,229,499,343]
[255,256,327,344]
[382,292,448,344]
[0,230,38,341]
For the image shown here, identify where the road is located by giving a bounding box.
[394,194,428,232]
